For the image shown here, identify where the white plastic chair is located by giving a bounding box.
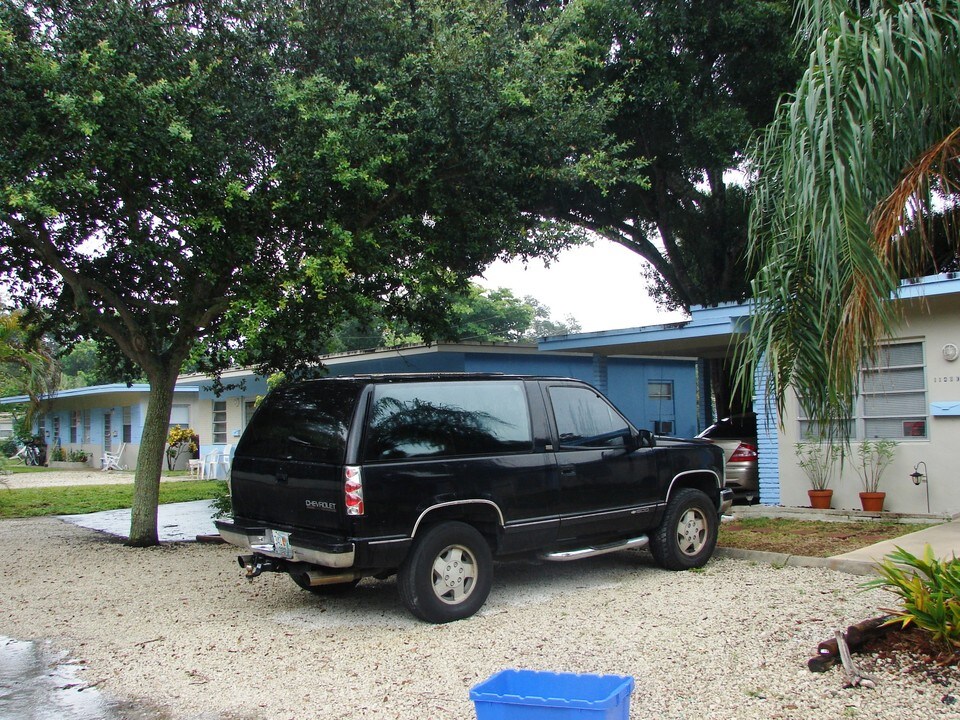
[202,446,233,480]
[101,443,127,471]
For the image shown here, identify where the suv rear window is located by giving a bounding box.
[363,380,532,460]
[237,381,361,464]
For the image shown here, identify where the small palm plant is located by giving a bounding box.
[795,441,842,490]
[864,544,960,654]
[854,439,896,493]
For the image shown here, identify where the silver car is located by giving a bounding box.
[696,413,758,503]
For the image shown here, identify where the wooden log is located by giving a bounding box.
[815,615,894,658]
[807,655,837,673]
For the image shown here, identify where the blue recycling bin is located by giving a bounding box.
[470,669,634,720]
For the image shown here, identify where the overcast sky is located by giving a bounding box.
[475,238,687,334]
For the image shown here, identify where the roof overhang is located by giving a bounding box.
[0,384,200,406]
[539,303,752,359]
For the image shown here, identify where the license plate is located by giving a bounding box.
[270,529,292,558]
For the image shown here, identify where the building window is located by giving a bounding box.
[82,410,91,444]
[799,341,927,440]
[70,411,79,444]
[648,381,673,400]
[861,341,927,439]
[212,401,227,444]
[122,406,132,444]
[169,404,190,430]
[52,416,61,445]
[653,420,674,435]
[103,413,112,451]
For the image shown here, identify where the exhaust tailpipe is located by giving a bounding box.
[300,570,365,587]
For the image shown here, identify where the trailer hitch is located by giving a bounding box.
[238,554,280,579]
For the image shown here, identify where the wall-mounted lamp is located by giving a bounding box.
[909,461,930,514]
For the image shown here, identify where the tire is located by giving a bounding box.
[650,488,718,570]
[288,569,361,596]
[398,521,493,624]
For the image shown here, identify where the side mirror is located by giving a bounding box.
[637,429,656,449]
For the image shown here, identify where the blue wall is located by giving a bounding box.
[315,349,700,438]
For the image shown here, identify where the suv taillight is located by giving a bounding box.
[344,466,364,516]
[729,443,758,463]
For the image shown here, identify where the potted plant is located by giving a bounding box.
[795,440,841,509]
[854,439,896,511]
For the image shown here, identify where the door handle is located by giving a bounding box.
[276,470,288,483]
[559,465,576,477]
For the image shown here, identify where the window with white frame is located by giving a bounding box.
[861,341,927,439]
[169,404,190,430]
[212,400,227,444]
[70,411,79,443]
[82,410,91,444]
[799,341,927,440]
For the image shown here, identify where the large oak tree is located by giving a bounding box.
[0,0,618,544]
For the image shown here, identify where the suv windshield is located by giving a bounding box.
[237,381,362,464]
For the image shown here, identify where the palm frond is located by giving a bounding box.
[743,0,960,434]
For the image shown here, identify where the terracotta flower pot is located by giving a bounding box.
[808,489,833,509]
[859,491,886,512]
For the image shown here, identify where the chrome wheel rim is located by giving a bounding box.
[431,544,478,605]
[676,507,708,556]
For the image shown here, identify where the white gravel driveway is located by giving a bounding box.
[1,514,957,719]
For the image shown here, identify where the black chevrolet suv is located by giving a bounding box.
[216,374,731,623]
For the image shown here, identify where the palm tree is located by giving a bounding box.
[743,0,960,432]
[0,311,59,427]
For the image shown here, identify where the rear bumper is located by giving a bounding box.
[215,519,356,569]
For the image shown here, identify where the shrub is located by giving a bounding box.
[50,446,66,462]
[166,427,198,470]
[67,449,88,463]
[863,543,960,651]
[0,438,17,458]
[211,480,232,518]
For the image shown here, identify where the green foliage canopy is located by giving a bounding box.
[0,0,619,544]
[532,0,801,311]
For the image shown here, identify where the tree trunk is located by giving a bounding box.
[127,369,179,547]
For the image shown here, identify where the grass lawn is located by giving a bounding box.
[0,480,224,518]
[718,516,936,558]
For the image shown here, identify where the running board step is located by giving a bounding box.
[540,535,649,562]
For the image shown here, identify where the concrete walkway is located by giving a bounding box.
[59,500,218,542]
[832,517,960,569]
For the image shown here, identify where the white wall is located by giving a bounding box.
[778,292,960,515]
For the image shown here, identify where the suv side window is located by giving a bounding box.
[363,381,532,460]
[549,385,630,449]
